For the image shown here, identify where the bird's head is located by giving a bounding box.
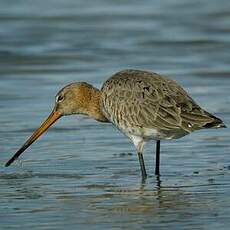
[54,82,95,116]
[5,82,104,167]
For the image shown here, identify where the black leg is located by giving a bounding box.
[156,175,161,187]
[155,140,160,175]
[138,152,147,179]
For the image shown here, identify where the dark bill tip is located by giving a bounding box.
[5,110,61,167]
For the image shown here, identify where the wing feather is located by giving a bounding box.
[101,70,218,135]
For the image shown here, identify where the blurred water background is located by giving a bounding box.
[0,0,230,229]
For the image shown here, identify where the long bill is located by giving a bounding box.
[5,110,61,167]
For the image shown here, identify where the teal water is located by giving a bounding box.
[0,0,230,229]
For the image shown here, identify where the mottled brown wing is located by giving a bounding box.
[157,78,215,132]
[101,69,219,133]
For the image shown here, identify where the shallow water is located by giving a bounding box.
[0,0,230,229]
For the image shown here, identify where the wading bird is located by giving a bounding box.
[5,69,226,179]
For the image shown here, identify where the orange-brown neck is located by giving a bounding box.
[87,88,108,122]
[55,82,109,122]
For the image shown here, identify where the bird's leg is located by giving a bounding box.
[156,175,161,187]
[138,152,147,179]
[155,140,161,175]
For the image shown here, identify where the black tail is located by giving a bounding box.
[203,113,227,129]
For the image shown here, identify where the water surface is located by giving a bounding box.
[0,0,230,229]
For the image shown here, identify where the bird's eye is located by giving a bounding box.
[56,95,64,102]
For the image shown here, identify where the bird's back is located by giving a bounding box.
[100,69,225,140]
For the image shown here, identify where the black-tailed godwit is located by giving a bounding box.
[5,69,226,179]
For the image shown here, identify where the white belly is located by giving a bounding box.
[121,125,189,141]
